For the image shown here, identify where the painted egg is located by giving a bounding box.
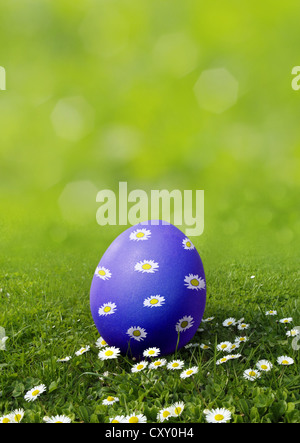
[90,221,206,359]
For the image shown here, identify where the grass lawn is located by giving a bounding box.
[1,231,299,424]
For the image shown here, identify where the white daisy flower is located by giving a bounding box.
[216,356,230,365]
[75,346,90,356]
[167,360,185,370]
[57,356,72,362]
[149,359,167,369]
[204,408,232,423]
[171,402,185,417]
[182,238,195,250]
[234,336,248,344]
[202,317,215,323]
[0,414,14,423]
[243,369,262,381]
[134,260,159,273]
[279,318,293,324]
[265,310,277,316]
[102,396,119,405]
[184,274,206,291]
[237,323,249,331]
[143,294,165,308]
[180,366,198,379]
[131,361,149,373]
[98,346,121,360]
[229,342,240,351]
[157,407,174,422]
[256,360,273,372]
[277,356,294,366]
[10,409,25,423]
[124,413,147,423]
[175,315,194,332]
[127,326,147,342]
[286,329,300,337]
[109,416,126,423]
[143,347,160,358]
[130,228,151,241]
[95,337,108,348]
[222,317,236,327]
[98,302,117,316]
[216,341,232,352]
[44,415,71,423]
[24,384,46,402]
[227,353,242,360]
[95,266,112,281]
[200,343,211,350]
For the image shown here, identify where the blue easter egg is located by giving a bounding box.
[90,221,206,359]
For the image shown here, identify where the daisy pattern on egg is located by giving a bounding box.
[134,260,159,273]
[175,315,194,332]
[98,302,117,316]
[143,294,165,308]
[127,326,147,342]
[182,238,195,250]
[184,274,206,291]
[129,228,151,241]
[95,266,112,281]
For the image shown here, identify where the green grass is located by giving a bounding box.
[1,246,299,423]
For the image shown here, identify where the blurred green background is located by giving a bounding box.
[0,0,300,274]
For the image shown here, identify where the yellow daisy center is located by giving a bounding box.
[150,298,158,305]
[148,350,155,355]
[249,371,256,377]
[174,407,182,415]
[186,370,193,375]
[154,361,161,366]
[129,416,139,423]
[142,263,152,270]
[181,321,189,328]
[3,418,10,423]
[261,365,268,370]
[101,340,107,345]
[172,363,179,367]
[221,344,228,349]
[137,364,144,370]
[107,396,115,402]
[136,232,145,238]
[190,278,199,286]
[105,350,113,357]
[32,389,40,396]
[55,421,63,423]
[133,330,141,337]
[186,241,191,247]
[98,270,106,276]
[215,414,224,421]
[15,414,22,422]
[282,360,289,365]
[111,419,119,423]
[163,411,170,418]
[104,306,111,313]
[228,322,233,325]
